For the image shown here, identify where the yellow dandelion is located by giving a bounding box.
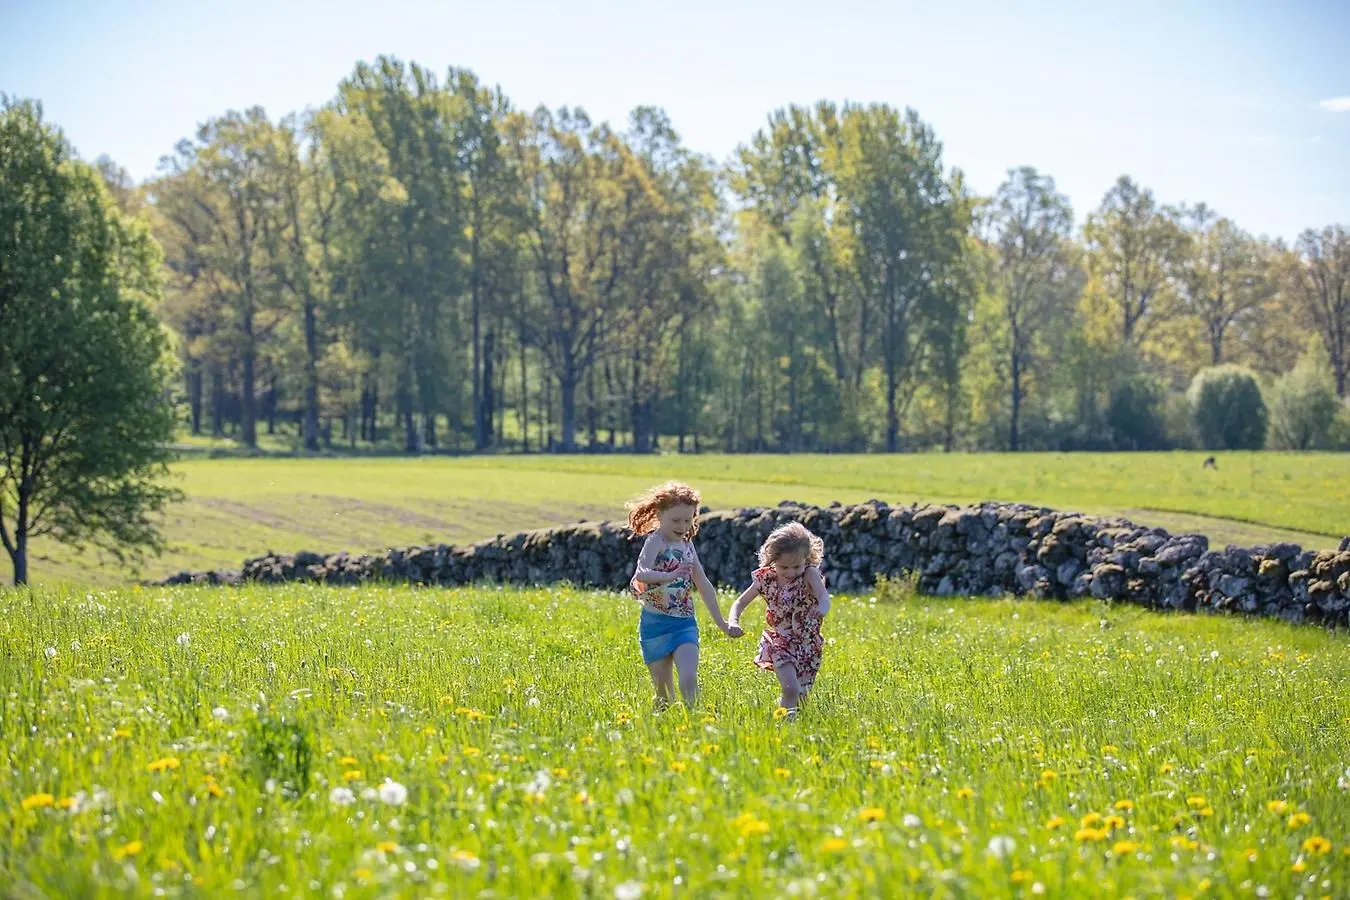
[203,776,224,799]
[462,746,481,758]
[774,767,792,778]
[455,707,486,722]
[956,787,974,800]
[1170,836,1198,851]
[450,849,479,866]
[820,837,848,853]
[869,760,885,770]
[773,707,790,721]
[669,760,688,773]
[858,807,886,824]
[22,793,55,811]
[1266,799,1288,815]
[147,757,181,773]
[1113,840,1140,855]
[57,796,77,810]
[616,712,632,725]
[1102,744,1119,754]
[574,791,591,805]
[524,791,545,804]
[1197,878,1213,893]
[343,770,362,781]
[1159,763,1175,775]
[1104,815,1126,831]
[1040,769,1058,782]
[377,841,398,853]
[1302,836,1331,855]
[580,735,593,746]
[732,813,770,838]
[339,756,358,766]
[112,840,143,860]
[422,726,436,737]
[353,867,373,880]
[1292,860,1307,873]
[1046,816,1067,830]
[1080,812,1103,828]
[1185,795,1207,809]
[434,754,450,765]
[1075,827,1108,843]
[374,752,390,763]
[640,754,657,765]
[551,768,569,778]
[1011,870,1032,884]
[701,714,717,725]
[114,728,132,739]
[702,743,719,755]
[1243,848,1258,862]
[1195,806,1213,818]
[1287,811,1311,828]
[1114,799,1135,811]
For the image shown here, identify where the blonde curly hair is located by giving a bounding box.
[757,522,824,568]
[625,481,703,537]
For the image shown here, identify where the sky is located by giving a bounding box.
[2,0,1347,241]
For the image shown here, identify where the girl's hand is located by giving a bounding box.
[726,622,745,638]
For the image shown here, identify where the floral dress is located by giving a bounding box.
[752,566,825,692]
[630,540,695,618]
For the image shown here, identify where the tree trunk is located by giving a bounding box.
[630,351,647,453]
[211,368,225,437]
[1010,346,1022,452]
[240,304,257,448]
[303,299,320,451]
[265,375,277,436]
[11,531,26,586]
[481,328,496,450]
[559,368,577,451]
[885,358,899,454]
[188,364,203,436]
[518,340,529,453]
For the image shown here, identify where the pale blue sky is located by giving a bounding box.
[2,0,1347,241]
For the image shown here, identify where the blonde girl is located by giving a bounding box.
[728,522,830,716]
[627,482,739,708]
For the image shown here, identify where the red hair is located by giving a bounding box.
[625,481,702,537]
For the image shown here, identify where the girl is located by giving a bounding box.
[728,522,830,717]
[627,482,740,709]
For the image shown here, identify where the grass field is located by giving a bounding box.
[23,452,1350,585]
[2,582,1346,897]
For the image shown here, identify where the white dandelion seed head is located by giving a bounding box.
[360,788,378,801]
[615,881,643,900]
[329,787,356,806]
[151,790,165,804]
[527,697,540,708]
[986,835,1015,858]
[617,788,635,805]
[1032,883,1045,895]
[176,632,190,647]
[212,707,229,720]
[378,779,408,806]
[526,770,552,794]
[45,647,57,659]
[1210,650,1219,660]
[902,814,922,828]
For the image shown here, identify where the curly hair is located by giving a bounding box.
[757,522,825,568]
[625,481,703,537]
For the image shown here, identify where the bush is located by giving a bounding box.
[1188,366,1268,450]
[1107,375,1168,450]
[1268,344,1341,450]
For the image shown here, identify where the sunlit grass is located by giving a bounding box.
[2,582,1346,896]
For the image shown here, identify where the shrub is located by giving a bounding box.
[1188,366,1268,450]
[1107,375,1168,450]
[1268,342,1341,450]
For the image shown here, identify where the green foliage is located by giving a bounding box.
[1268,342,1342,450]
[1107,375,1168,450]
[1188,365,1268,450]
[0,98,180,585]
[3,583,1347,894]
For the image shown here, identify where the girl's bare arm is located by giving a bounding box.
[806,566,831,616]
[690,551,733,633]
[728,583,761,631]
[632,536,679,584]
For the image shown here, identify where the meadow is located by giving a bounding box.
[25,452,1350,585]
[2,581,1346,897]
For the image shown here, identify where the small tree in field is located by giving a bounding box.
[1187,365,1268,451]
[1268,341,1341,450]
[0,98,180,585]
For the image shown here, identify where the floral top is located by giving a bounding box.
[630,538,696,618]
[752,565,825,690]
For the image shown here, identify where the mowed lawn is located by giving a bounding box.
[1,583,1346,896]
[23,452,1350,585]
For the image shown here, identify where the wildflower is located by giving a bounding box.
[203,776,224,799]
[1197,877,1213,893]
[343,770,362,782]
[616,713,632,726]
[57,796,79,811]
[1302,836,1331,855]
[1266,799,1289,815]
[450,849,480,870]
[1080,812,1103,828]
[773,707,790,721]
[1113,840,1140,855]
[329,787,356,806]
[1102,745,1119,754]
[701,714,716,725]
[956,787,975,800]
[463,746,481,758]
[1046,816,1066,830]
[669,761,688,774]
[775,767,792,778]
[1242,848,1258,862]
[1040,769,1058,782]
[615,882,643,900]
[552,767,569,778]
[374,752,390,763]
[22,793,55,811]
[869,760,885,770]
[211,707,228,721]
[112,840,143,860]
[435,754,450,764]
[1195,806,1214,818]
[858,807,886,824]
[114,728,131,739]
[1011,870,1032,884]
[1185,795,1207,809]
[702,743,720,755]
[45,647,57,659]
[1287,812,1311,828]
[1114,799,1135,811]
[1292,860,1307,873]
[820,837,848,853]
[339,756,358,766]
[378,779,408,806]
[1104,815,1126,831]
[176,633,190,648]
[1075,827,1108,843]
[640,754,656,765]
[1170,836,1198,851]
[454,707,486,722]
[986,836,1015,858]
[1159,763,1175,775]
[574,791,592,805]
[377,841,398,853]
[147,757,180,773]
[732,813,770,837]
[353,867,373,880]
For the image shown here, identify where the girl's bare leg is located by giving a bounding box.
[672,642,700,707]
[774,662,802,714]
[647,656,676,709]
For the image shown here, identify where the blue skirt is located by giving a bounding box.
[638,608,699,663]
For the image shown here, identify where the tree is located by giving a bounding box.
[1084,176,1181,347]
[0,99,180,585]
[1173,205,1275,365]
[1188,365,1268,450]
[1287,225,1350,396]
[983,167,1078,450]
[1268,340,1341,450]
[1107,374,1168,450]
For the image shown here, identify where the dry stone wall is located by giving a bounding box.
[161,500,1350,629]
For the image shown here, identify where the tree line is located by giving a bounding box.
[86,57,1350,453]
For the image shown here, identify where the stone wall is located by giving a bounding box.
[161,500,1350,628]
